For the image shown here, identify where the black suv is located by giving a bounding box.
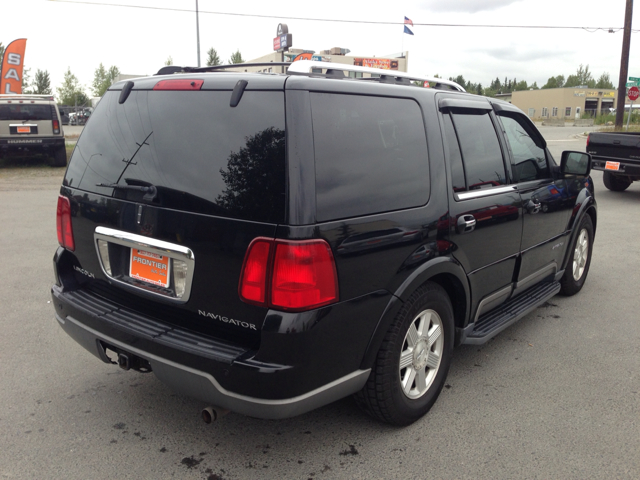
[52,61,596,426]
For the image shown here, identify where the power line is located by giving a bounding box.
[48,0,639,33]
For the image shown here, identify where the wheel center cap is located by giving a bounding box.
[413,339,428,370]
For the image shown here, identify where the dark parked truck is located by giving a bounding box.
[52,61,597,426]
[587,131,640,191]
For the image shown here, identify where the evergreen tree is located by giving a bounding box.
[206,48,221,66]
[228,50,244,64]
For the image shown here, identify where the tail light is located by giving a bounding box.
[56,195,75,251]
[239,238,338,312]
[52,119,60,134]
[586,135,590,149]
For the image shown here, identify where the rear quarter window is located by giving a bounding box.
[310,93,429,221]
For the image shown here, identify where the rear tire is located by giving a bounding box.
[51,146,67,167]
[355,282,454,426]
[560,215,593,296]
[603,171,631,192]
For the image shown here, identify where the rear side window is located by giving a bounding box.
[310,93,429,221]
[0,104,52,121]
[450,110,506,191]
[65,90,286,223]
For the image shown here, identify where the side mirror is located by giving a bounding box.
[560,151,591,176]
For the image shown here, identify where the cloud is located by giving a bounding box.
[420,0,525,14]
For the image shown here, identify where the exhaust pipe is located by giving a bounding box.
[201,406,230,424]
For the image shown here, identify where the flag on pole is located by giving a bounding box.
[0,38,27,94]
[404,25,414,35]
[404,16,414,27]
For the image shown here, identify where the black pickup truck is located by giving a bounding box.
[588,131,640,191]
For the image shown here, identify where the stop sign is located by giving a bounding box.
[628,86,640,101]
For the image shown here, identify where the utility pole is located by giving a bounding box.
[196,0,201,67]
[615,0,633,130]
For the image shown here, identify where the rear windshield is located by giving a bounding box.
[0,104,52,121]
[65,89,286,223]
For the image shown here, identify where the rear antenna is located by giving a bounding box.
[230,80,248,108]
[119,81,134,104]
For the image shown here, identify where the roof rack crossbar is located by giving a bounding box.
[287,60,466,92]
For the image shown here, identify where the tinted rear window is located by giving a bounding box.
[65,90,286,223]
[310,93,429,221]
[0,104,52,121]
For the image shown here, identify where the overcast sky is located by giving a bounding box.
[2,0,639,96]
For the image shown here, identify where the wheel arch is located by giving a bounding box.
[561,200,596,273]
[359,257,470,370]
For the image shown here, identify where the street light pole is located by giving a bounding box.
[196,0,201,67]
[615,0,633,130]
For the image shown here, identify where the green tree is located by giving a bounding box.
[449,75,467,89]
[542,75,565,89]
[57,67,89,106]
[206,48,221,66]
[514,80,528,91]
[32,69,52,95]
[595,72,614,89]
[0,42,4,62]
[92,63,120,97]
[228,50,244,64]
[165,56,173,66]
[565,64,594,88]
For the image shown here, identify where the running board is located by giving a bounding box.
[462,281,561,345]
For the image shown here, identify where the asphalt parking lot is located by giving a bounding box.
[0,127,638,479]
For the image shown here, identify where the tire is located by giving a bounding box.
[560,215,594,296]
[355,282,454,426]
[51,146,67,167]
[602,171,631,192]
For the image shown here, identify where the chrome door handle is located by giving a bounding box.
[527,199,541,214]
[457,214,476,233]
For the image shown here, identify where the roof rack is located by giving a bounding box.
[156,63,291,76]
[287,60,466,92]
[154,60,466,93]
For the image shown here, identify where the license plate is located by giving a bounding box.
[605,161,620,171]
[130,249,170,288]
[16,126,31,133]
